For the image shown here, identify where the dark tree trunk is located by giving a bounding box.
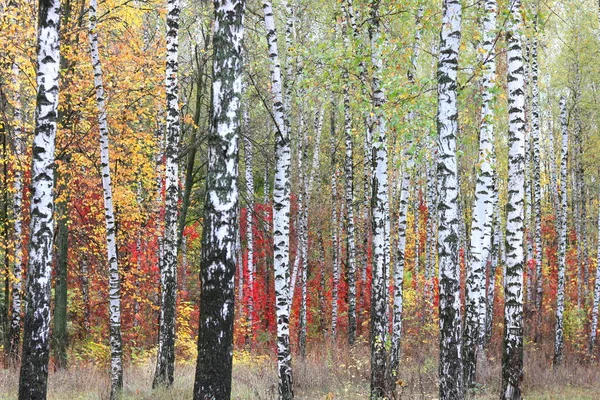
[52,176,69,370]
[193,0,246,398]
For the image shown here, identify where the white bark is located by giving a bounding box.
[531,32,543,343]
[193,1,245,397]
[464,0,496,387]
[368,1,389,397]
[18,0,60,395]
[389,4,423,384]
[154,0,181,386]
[341,5,357,344]
[9,61,24,361]
[88,1,123,396]
[554,96,568,366]
[244,114,255,329]
[436,0,464,398]
[263,1,293,397]
[590,194,600,353]
[331,121,340,338]
[502,2,525,398]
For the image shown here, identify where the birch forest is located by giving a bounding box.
[4,0,600,399]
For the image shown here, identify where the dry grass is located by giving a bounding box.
[2,342,600,399]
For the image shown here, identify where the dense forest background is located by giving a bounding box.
[2,0,600,399]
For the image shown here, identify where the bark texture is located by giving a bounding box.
[502,1,525,398]
[436,0,464,398]
[193,1,245,398]
[553,96,568,367]
[18,0,60,396]
[88,1,124,396]
[154,0,181,387]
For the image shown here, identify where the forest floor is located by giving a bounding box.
[1,341,600,399]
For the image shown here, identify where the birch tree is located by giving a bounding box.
[389,4,423,387]
[341,4,357,343]
[464,0,496,387]
[590,192,600,354]
[368,0,390,397]
[502,1,526,397]
[331,107,340,338]
[530,26,543,343]
[153,0,181,387]
[553,96,568,367]
[243,114,255,332]
[18,0,60,396]
[193,0,245,398]
[88,0,124,396]
[485,190,501,345]
[8,62,24,365]
[263,0,293,397]
[436,0,464,398]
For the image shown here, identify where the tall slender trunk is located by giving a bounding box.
[464,0,496,387]
[193,1,245,398]
[436,0,464,398]
[177,41,210,253]
[8,62,24,365]
[52,176,69,370]
[154,0,181,387]
[331,106,340,339]
[368,1,390,397]
[297,110,308,356]
[485,189,501,345]
[523,44,534,311]
[18,0,60,396]
[589,190,600,354]
[298,106,323,355]
[531,30,543,344]
[262,1,293,397]
[425,152,437,306]
[389,4,423,388]
[345,0,373,308]
[553,96,568,367]
[81,258,91,334]
[88,1,123,396]
[340,5,357,344]
[243,113,255,332]
[502,2,526,398]
[389,157,410,389]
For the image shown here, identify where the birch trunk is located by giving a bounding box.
[389,4,423,386]
[331,107,340,339]
[299,106,323,354]
[18,1,60,395]
[81,259,91,334]
[589,192,600,354]
[436,0,464,398]
[464,0,496,387]
[502,2,526,398]
[298,120,309,356]
[368,1,390,397]
[426,154,437,305]
[531,32,543,343]
[485,189,501,345]
[262,1,293,397]
[345,0,373,302]
[244,113,255,331]
[341,10,357,343]
[553,96,568,367]
[154,0,181,387]
[88,1,124,396]
[52,178,69,370]
[193,0,245,397]
[8,62,24,365]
